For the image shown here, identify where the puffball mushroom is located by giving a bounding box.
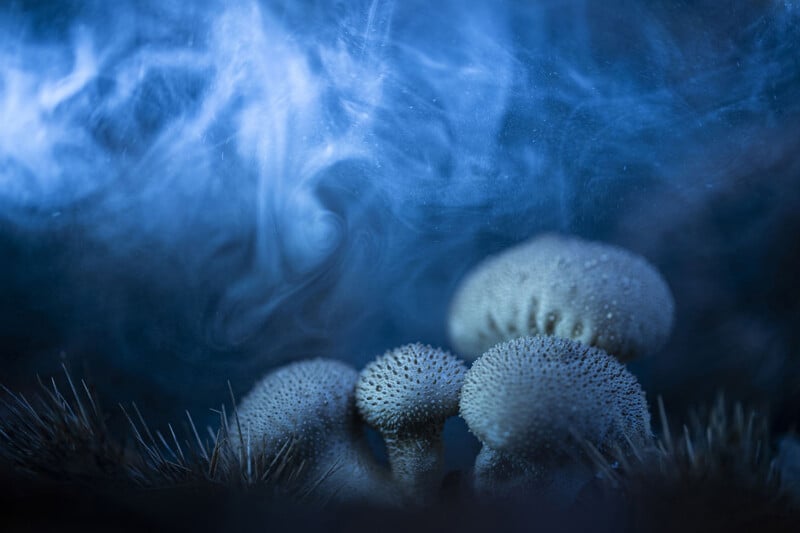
[231,358,395,505]
[459,335,652,498]
[355,343,467,505]
[448,233,674,362]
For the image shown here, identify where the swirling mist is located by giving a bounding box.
[1,0,799,424]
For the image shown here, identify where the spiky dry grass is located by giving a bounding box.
[0,369,330,505]
[121,393,327,503]
[590,395,779,489]
[587,395,798,532]
[3,368,799,531]
[0,365,125,482]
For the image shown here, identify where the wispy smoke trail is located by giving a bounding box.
[0,0,798,416]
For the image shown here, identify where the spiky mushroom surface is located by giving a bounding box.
[233,358,356,453]
[459,336,652,498]
[448,233,674,361]
[356,343,467,505]
[232,358,395,505]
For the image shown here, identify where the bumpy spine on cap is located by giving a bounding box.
[233,358,358,456]
[356,343,467,505]
[460,336,650,457]
[459,336,651,496]
[447,233,674,361]
[232,358,396,505]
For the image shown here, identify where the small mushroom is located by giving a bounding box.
[459,335,652,500]
[355,343,467,505]
[448,233,674,362]
[231,358,396,505]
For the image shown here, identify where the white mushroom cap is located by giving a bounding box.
[448,233,675,361]
[355,343,466,435]
[459,336,651,459]
[231,358,399,505]
[233,358,358,455]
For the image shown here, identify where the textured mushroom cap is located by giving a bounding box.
[356,343,467,434]
[459,336,651,458]
[233,358,359,454]
[448,233,674,361]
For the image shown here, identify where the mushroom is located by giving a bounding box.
[448,233,674,362]
[355,343,467,505]
[459,335,652,500]
[231,358,396,505]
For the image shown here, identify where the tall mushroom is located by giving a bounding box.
[355,343,467,505]
[459,335,652,500]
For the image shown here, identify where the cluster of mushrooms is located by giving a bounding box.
[231,234,675,506]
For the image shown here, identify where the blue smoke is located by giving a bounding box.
[1,0,799,418]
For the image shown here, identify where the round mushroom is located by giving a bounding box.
[231,358,396,505]
[459,335,652,499]
[448,233,674,362]
[355,343,467,505]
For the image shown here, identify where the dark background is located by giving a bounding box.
[1,0,799,477]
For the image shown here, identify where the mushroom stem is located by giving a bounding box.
[384,428,445,504]
[473,447,537,495]
[319,438,400,506]
[474,447,593,504]
[355,343,467,507]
